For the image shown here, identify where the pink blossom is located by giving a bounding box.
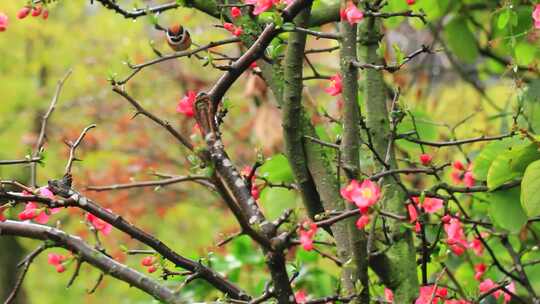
[384,288,394,303]
[324,74,343,96]
[223,22,243,37]
[340,2,364,25]
[479,279,496,294]
[415,285,447,304]
[176,91,196,117]
[474,263,486,281]
[419,153,432,165]
[86,213,113,235]
[355,214,370,230]
[413,196,443,214]
[463,171,475,187]
[408,203,418,223]
[470,237,484,256]
[533,4,540,29]
[299,221,317,251]
[245,0,277,15]
[19,202,50,224]
[231,7,242,18]
[341,179,381,212]
[295,290,308,304]
[0,12,8,32]
[444,217,468,256]
[453,160,465,170]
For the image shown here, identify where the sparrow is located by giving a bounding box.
[166,24,192,51]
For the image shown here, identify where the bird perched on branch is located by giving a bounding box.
[166,24,191,51]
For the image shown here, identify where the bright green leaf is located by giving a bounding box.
[521,160,540,217]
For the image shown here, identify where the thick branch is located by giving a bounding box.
[0,221,182,304]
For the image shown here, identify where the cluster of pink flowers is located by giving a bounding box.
[47,253,68,273]
[86,212,113,235]
[340,2,364,25]
[141,256,158,273]
[177,91,197,117]
[407,196,443,232]
[442,215,484,257]
[18,187,60,224]
[341,179,381,229]
[450,160,475,187]
[299,221,318,251]
[533,4,540,29]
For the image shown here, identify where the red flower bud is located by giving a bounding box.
[141,256,155,267]
[231,7,241,18]
[42,10,49,20]
[55,264,66,273]
[31,6,42,17]
[147,265,157,273]
[419,153,432,166]
[17,7,31,19]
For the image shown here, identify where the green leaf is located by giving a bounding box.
[486,143,540,189]
[473,137,521,181]
[486,188,527,233]
[396,110,438,152]
[521,160,540,217]
[515,42,537,66]
[259,154,294,183]
[497,9,510,29]
[443,16,479,64]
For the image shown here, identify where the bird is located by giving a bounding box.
[166,24,192,52]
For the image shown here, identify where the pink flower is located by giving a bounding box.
[86,213,113,235]
[470,237,484,256]
[176,91,196,117]
[444,217,468,256]
[384,288,394,303]
[413,196,443,214]
[341,179,381,212]
[19,202,52,224]
[340,2,364,25]
[419,153,432,165]
[0,12,8,32]
[463,171,475,187]
[355,214,370,230]
[450,161,475,187]
[479,278,496,294]
[17,7,31,19]
[245,0,276,15]
[408,203,418,223]
[299,221,317,251]
[231,7,242,18]
[474,263,486,281]
[415,285,447,304]
[533,4,540,29]
[324,74,343,96]
[295,290,308,304]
